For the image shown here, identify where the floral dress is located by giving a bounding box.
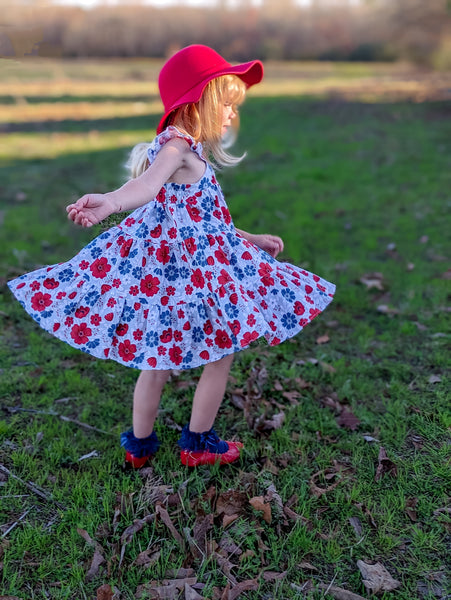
[8,127,336,370]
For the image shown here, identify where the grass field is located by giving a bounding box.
[0,58,450,600]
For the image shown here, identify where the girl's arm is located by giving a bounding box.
[236,227,284,258]
[66,139,189,228]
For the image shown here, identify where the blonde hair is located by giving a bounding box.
[127,74,247,178]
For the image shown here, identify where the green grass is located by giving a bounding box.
[0,61,450,599]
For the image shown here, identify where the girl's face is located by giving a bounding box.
[221,102,237,135]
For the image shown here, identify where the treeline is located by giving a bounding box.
[1,0,450,68]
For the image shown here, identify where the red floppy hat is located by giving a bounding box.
[157,44,264,134]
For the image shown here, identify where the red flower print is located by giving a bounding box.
[168,227,177,239]
[215,329,232,349]
[156,242,171,264]
[200,350,210,360]
[134,302,141,310]
[305,296,314,305]
[143,309,149,319]
[185,237,197,255]
[187,205,202,222]
[133,329,143,341]
[166,286,176,296]
[205,338,213,347]
[261,275,275,287]
[305,284,313,294]
[230,292,238,305]
[269,321,277,331]
[107,298,117,307]
[147,357,157,367]
[65,316,74,326]
[77,280,85,289]
[157,346,167,356]
[191,269,205,289]
[140,275,160,297]
[309,308,320,320]
[118,339,136,362]
[56,291,66,299]
[161,296,169,306]
[313,275,320,282]
[177,308,185,319]
[240,331,259,347]
[112,279,121,288]
[247,314,256,327]
[241,251,252,260]
[120,239,133,258]
[79,260,89,270]
[156,188,166,204]
[218,269,232,285]
[105,313,114,321]
[207,297,215,307]
[43,278,59,290]
[75,306,90,318]
[183,321,191,331]
[294,301,305,316]
[90,257,111,279]
[228,320,241,336]
[142,257,146,267]
[203,320,213,335]
[31,292,52,312]
[213,210,221,220]
[270,337,281,346]
[116,323,129,336]
[258,285,267,297]
[174,330,183,342]
[151,224,162,238]
[101,284,112,294]
[160,329,173,344]
[90,314,101,326]
[30,281,40,291]
[16,282,26,289]
[169,345,183,366]
[206,256,214,266]
[125,217,135,227]
[53,323,60,332]
[317,284,326,292]
[214,248,229,265]
[221,206,232,225]
[70,322,92,345]
[130,285,139,296]
[260,300,268,309]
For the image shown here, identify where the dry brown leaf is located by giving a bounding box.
[337,408,361,431]
[227,579,259,600]
[219,533,242,556]
[428,374,442,384]
[193,514,214,555]
[282,390,301,404]
[298,561,318,571]
[349,516,363,538]
[213,552,238,585]
[185,583,205,600]
[222,513,240,528]
[317,583,369,600]
[309,468,346,498]
[357,560,401,593]
[96,584,113,600]
[156,504,184,548]
[165,568,196,579]
[120,514,154,545]
[263,570,287,581]
[274,380,284,391]
[133,549,161,567]
[249,496,272,524]
[377,304,400,315]
[239,549,256,562]
[86,549,105,582]
[375,446,397,481]
[316,334,330,345]
[262,411,285,431]
[405,497,418,522]
[216,490,247,518]
[360,272,384,290]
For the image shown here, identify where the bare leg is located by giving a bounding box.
[132,369,171,438]
[189,353,234,432]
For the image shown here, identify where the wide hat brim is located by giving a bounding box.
[156,59,263,134]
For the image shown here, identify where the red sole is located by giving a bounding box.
[180,441,243,467]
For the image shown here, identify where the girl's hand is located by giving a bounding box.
[66,193,116,228]
[249,233,284,258]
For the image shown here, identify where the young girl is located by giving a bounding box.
[8,45,335,468]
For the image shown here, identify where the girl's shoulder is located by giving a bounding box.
[148,126,204,164]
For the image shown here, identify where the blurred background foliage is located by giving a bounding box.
[1,0,450,69]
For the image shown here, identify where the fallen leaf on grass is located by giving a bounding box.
[96,584,113,600]
[357,560,401,593]
[309,464,353,498]
[360,272,384,290]
[316,334,330,345]
[263,570,287,581]
[222,513,240,528]
[239,549,256,562]
[133,549,161,567]
[298,561,318,571]
[349,516,363,538]
[262,411,285,431]
[428,374,442,384]
[376,304,400,315]
[375,446,397,481]
[337,408,361,431]
[136,578,198,599]
[185,583,205,600]
[156,504,184,548]
[86,549,105,582]
[120,514,155,545]
[282,390,301,404]
[405,497,419,522]
[216,490,247,521]
[317,583,369,600]
[222,579,259,600]
[249,496,271,524]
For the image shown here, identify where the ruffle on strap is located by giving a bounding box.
[120,429,160,457]
[147,126,204,165]
[178,425,229,454]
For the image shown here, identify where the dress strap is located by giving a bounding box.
[147,126,204,164]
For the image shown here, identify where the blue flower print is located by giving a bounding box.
[146,331,159,347]
[59,268,74,282]
[128,249,138,259]
[179,266,190,280]
[132,266,142,279]
[85,290,101,306]
[119,260,131,275]
[192,326,204,343]
[225,303,239,319]
[64,302,77,315]
[155,206,166,222]
[281,313,297,329]
[90,246,102,259]
[136,223,149,239]
[282,288,296,302]
[198,177,210,191]
[182,351,193,365]
[86,339,100,349]
[233,266,245,280]
[41,310,53,319]
[159,310,172,326]
[226,232,240,247]
[180,226,195,239]
[197,304,207,319]
[98,231,111,240]
[229,254,238,266]
[201,196,214,212]
[165,264,179,282]
[197,236,209,250]
[244,265,256,277]
[121,306,134,322]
